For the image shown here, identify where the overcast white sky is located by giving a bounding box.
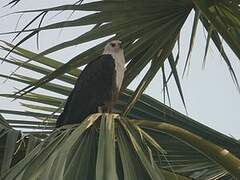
[0,0,240,139]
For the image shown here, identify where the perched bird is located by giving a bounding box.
[56,40,125,128]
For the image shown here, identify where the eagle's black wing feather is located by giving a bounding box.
[56,55,115,127]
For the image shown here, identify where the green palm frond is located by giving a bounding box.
[193,0,240,60]
[0,114,20,176]
[1,114,240,179]
[0,114,12,129]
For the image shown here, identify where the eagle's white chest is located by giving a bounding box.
[114,58,125,90]
[112,54,125,91]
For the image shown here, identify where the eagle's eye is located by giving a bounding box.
[110,43,116,47]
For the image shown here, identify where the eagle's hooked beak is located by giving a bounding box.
[119,43,122,49]
[117,41,122,49]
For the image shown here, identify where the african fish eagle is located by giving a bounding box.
[56,40,125,127]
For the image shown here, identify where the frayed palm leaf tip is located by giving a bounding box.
[1,113,190,180]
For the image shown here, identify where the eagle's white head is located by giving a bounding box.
[103,40,123,54]
[102,40,125,68]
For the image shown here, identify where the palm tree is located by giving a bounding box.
[0,0,240,179]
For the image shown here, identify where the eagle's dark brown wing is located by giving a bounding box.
[56,54,116,128]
